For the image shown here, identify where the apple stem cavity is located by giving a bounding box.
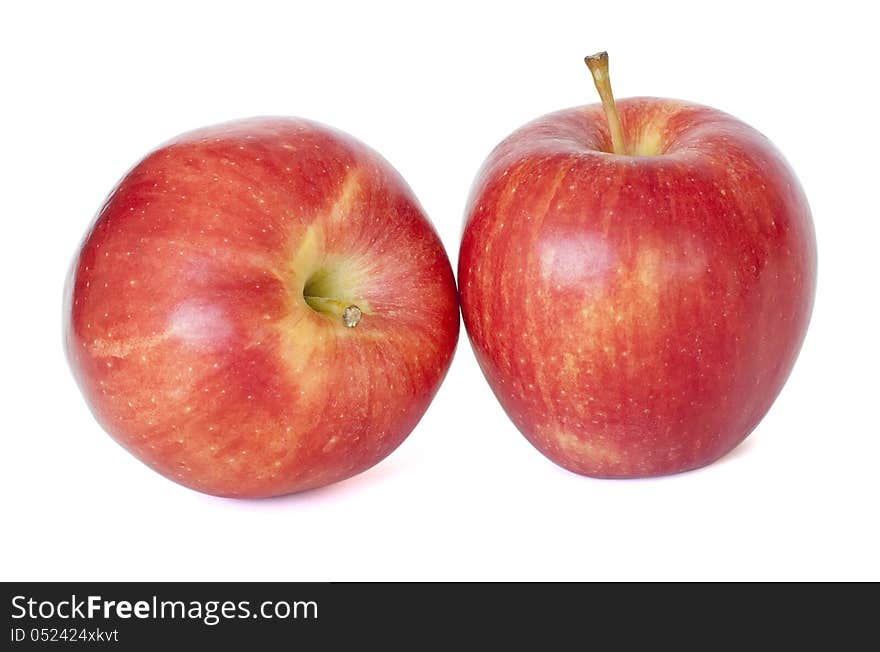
[304,295,363,328]
[585,51,627,155]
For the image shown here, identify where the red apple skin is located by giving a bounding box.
[459,98,816,478]
[66,118,459,498]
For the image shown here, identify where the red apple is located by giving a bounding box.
[65,118,459,497]
[459,53,816,477]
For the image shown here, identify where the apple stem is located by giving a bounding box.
[585,52,627,155]
[304,295,363,327]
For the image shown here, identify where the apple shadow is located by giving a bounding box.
[215,454,414,508]
[650,435,760,480]
[712,436,759,466]
[543,433,761,485]
[197,436,762,506]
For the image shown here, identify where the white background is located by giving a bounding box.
[2,0,878,581]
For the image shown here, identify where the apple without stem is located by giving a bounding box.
[66,118,459,497]
[459,53,816,477]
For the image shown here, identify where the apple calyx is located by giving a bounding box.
[584,51,627,155]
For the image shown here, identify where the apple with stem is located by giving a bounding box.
[459,53,816,477]
[66,118,459,497]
